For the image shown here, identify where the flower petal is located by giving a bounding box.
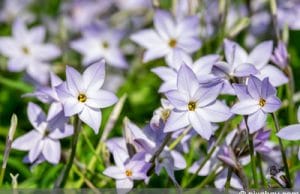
[82,60,105,91]
[199,101,232,122]
[165,90,188,111]
[116,178,133,189]
[78,106,101,134]
[177,64,199,96]
[277,124,300,140]
[188,111,212,140]
[27,102,46,131]
[247,75,262,99]
[231,99,259,115]
[248,41,273,69]
[12,130,42,151]
[66,66,83,94]
[103,166,126,179]
[164,111,189,132]
[86,89,118,109]
[258,65,288,87]
[247,110,267,133]
[42,139,61,164]
[263,96,281,113]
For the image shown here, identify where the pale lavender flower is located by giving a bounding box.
[277,0,300,30]
[0,0,34,23]
[150,99,174,130]
[215,39,288,87]
[231,75,281,133]
[62,0,112,31]
[12,103,73,164]
[24,72,67,129]
[130,10,201,68]
[0,20,61,84]
[124,119,186,184]
[152,54,220,92]
[164,64,232,140]
[277,106,300,160]
[56,60,118,133]
[103,150,150,189]
[71,27,128,68]
[271,41,289,69]
[114,0,151,12]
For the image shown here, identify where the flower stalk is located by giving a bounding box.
[271,113,292,188]
[55,115,81,188]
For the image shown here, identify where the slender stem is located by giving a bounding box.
[225,168,232,191]
[54,116,81,188]
[149,133,172,164]
[196,164,222,189]
[244,116,258,188]
[169,127,192,150]
[271,113,292,188]
[257,153,266,187]
[183,121,229,188]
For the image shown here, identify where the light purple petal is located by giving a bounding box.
[263,96,281,113]
[82,60,105,91]
[66,66,83,95]
[154,10,175,40]
[234,63,258,77]
[171,151,186,169]
[247,110,267,133]
[247,75,262,99]
[27,102,46,131]
[49,124,74,139]
[86,89,118,109]
[192,54,219,75]
[103,166,126,179]
[29,26,45,43]
[232,84,251,100]
[258,65,288,87]
[78,106,101,134]
[165,90,188,111]
[277,124,300,140]
[231,99,259,115]
[63,98,84,116]
[12,130,42,151]
[143,47,169,62]
[199,101,232,122]
[28,140,44,162]
[116,179,133,189]
[177,64,200,96]
[193,84,222,107]
[224,39,247,67]
[249,41,273,69]
[42,139,61,164]
[130,29,164,49]
[261,77,276,99]
[188,111,212,140]
[164,111,189,132]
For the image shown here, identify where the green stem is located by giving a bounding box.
[244,116,258,188]
[225,168,232,191]
[257,153,266,187]
[169,127,192,150]
[183,121,229,188]
[271,113,292,188]
[54,116,81,188]
[196,164,222,189]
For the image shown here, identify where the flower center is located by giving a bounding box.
[77,93,87,103]
[168,38,177,48]
[161,109,171,122]
[188,101,196,111]
[125,169,132,177]
[22,46,30,55]
[259,98,266,107]
[102,41,109,49]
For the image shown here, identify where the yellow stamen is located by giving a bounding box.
[259,98,266,107]
[161,109,171,122]
[102,41,109,49]
[168,39,177,48]
[125,169,132,177]
[78,94,87,103]
[188,102,196,111]
[22,46,30,55]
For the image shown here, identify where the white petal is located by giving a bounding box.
[164,111,189,132]
[12,130,42,151]
[247,110,267,134]
[277,124,300,140]
[86,89,118,109]
[188,111,212,140]
[42,139,61,164]
[78,106,101,134]
[82,60,105,91]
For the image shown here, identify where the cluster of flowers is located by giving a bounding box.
[1,0,300,191]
